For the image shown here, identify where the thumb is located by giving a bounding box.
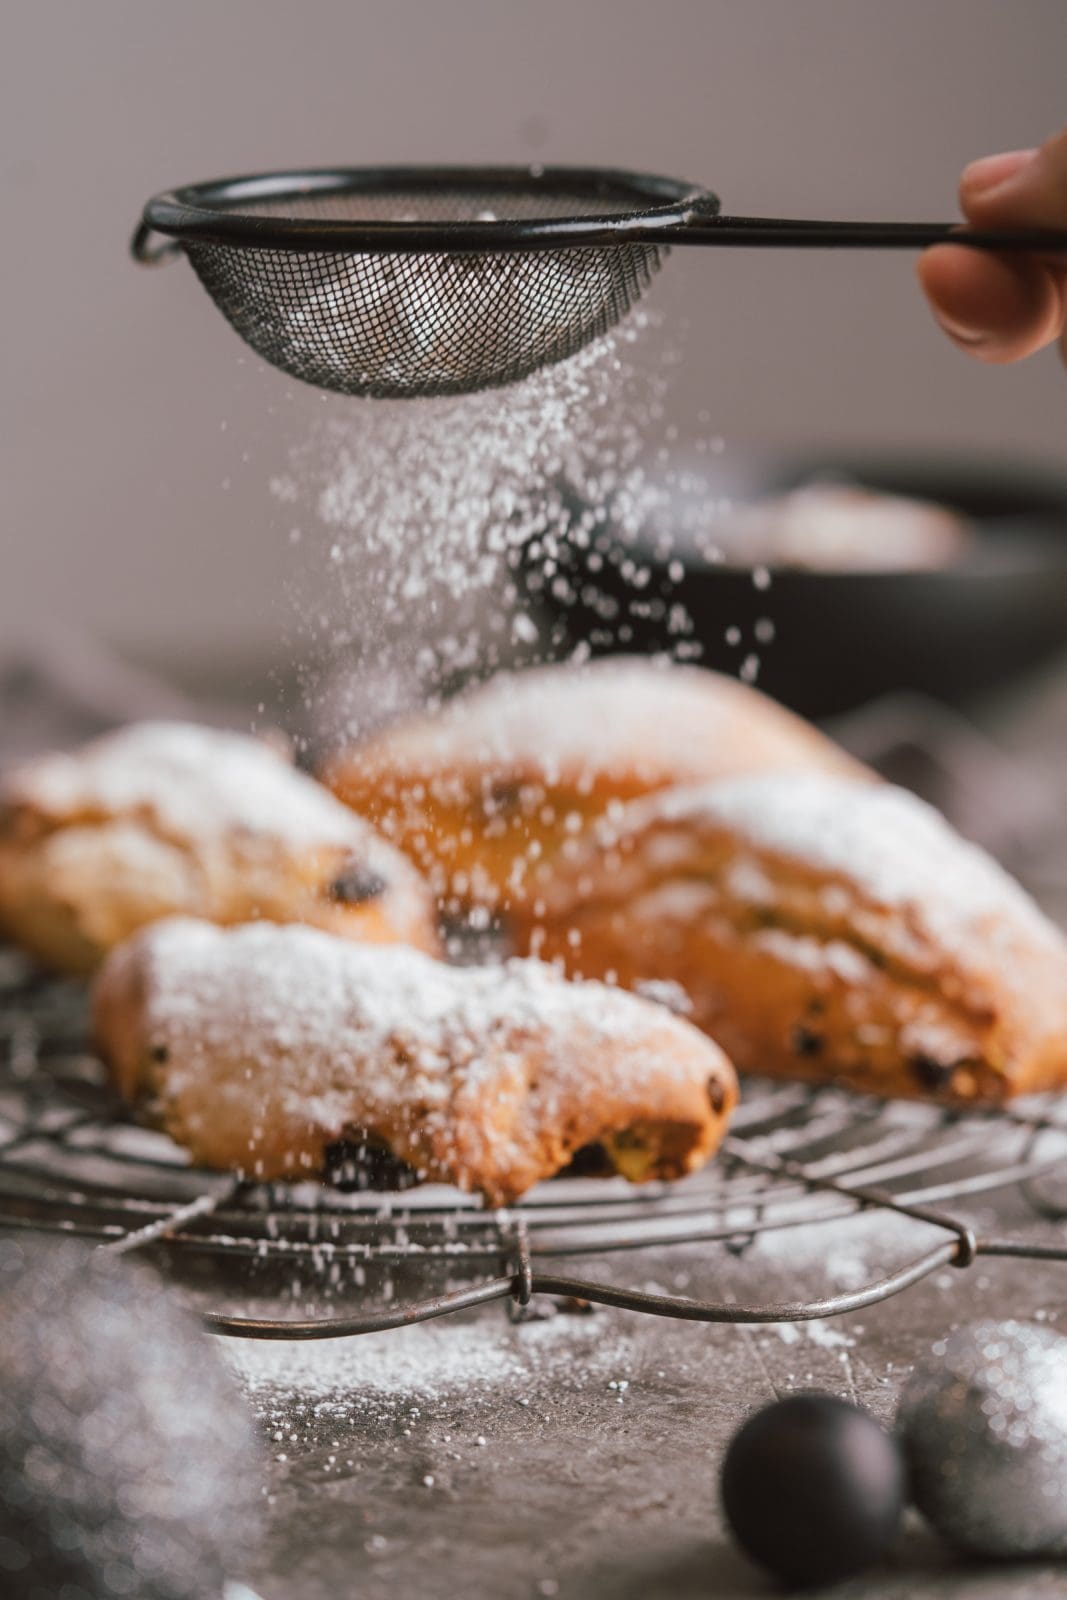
[960,125,1067,229]
[917,126,1067,365]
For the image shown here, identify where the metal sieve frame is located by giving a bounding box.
[132,166,714,261]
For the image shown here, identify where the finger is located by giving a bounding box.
[916,243,1066,363]
[959,148,1039,217]
[960,126,1067,229]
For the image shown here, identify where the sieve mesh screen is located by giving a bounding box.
[184,230,663,398]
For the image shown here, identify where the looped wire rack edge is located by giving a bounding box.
[2,946,1066,1340]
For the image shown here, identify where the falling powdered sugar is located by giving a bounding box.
[314,335,624,607]
[276,314,712,747]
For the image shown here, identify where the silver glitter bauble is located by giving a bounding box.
[897,1320,1067,1559]
[0,1238,262,1600]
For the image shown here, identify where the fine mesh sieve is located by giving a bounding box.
[133,165,1067,400]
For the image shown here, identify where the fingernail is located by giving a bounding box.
[931,308,990,349]
[961,148,1037,197]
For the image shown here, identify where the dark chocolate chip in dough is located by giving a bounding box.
[323,1137,419,1191]
[565,1143,616,1178]
[707,1075,728,1114]
[483,779,525,815]
[910,1054,956,1092]
[328,863,388,905]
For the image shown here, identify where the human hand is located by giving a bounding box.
[917,127,1067,365]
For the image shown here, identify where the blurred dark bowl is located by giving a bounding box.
[529,452,1067,720]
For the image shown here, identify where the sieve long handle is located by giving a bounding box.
[662,214,1067,250]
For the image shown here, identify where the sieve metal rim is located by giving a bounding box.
[135,164,718,257]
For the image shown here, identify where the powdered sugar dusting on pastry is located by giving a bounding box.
[753,927,873,984]
[527,768,1067,1103]
[5,722,369,853]
[646,774,1063,954]
[143,918,702,1077]
[351,656,858,787]
[96,918,735,1203]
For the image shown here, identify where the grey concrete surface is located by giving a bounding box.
[230,1198,1067,1600]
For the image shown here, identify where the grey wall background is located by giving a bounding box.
[2,0,1065,689]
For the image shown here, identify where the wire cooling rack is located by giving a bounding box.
[1,943,1066,1340]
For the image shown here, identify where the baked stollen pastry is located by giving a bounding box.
[710,481,969,572]
[518,773,1067,1106]
[92,918,738,1204]
[321,656,865,913]
[0,722,438,974]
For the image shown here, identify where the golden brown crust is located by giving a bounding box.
[91,918,737,1205]
[517,774,1067,1106]
[0,722,438,973]
[321,657,866,911]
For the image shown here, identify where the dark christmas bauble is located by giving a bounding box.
[0,1238,262,1600]
[721,1392,906,1587]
